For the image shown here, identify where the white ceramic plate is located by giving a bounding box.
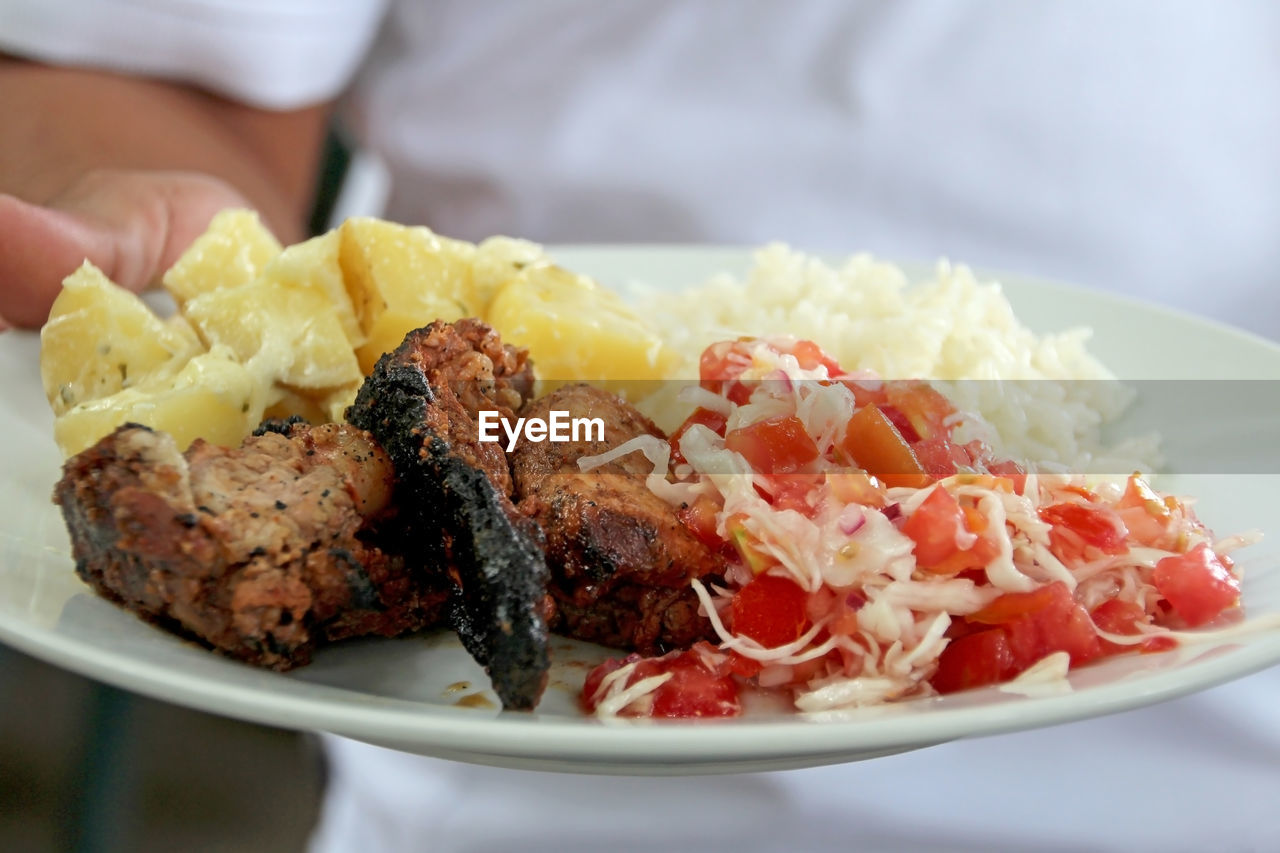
[2,247,1279,775]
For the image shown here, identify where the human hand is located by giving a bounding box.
[0,168,251,330]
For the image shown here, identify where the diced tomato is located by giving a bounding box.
[952,473,1015,494]
[697,337,846,407]
[698,340,753,385]
[697,340,757,404]
[984,459,1027,493]
[911,436,974,480]
[902,486,966,567]
[884,381,956,442]
[1115,473,1178,545]
[763,473,822,516]
[648,653,742,718]
[1060,484,1099,501]
[726,415,820,474]
[792,339,844,374]
[701,337,848,382]
[805,586,863,636]
[841,404,930,488]
[1002,605,1099,668]
[829,598,862,637]
[1142,635,1179,654]
[727,381,756,406]
[582,650,741,718]
[730,572,810,648]
[878,404,921,443]
[1086,598,1179,656]
[805,585,837,622]
[1089,598,1155,655]
[677,494,725,550]
[840,378,888,409]
[1117,473,1171,518]
[967,585,1057,625]
[581,656,628,709]
[1153,543,1240,627]
[901,486,996,574]
[968,581,1102,668]
[931,629,1016,694]
[824,471,887,507]
[1089,598,1146,635]
[669,406,728,465]
[961,505,989,534]
[927,537,1001,576]
[725,651,764,679]
[1040,502,1130,561]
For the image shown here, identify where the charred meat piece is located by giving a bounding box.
[347,319,550,710]
[54,422,447,670]
[511,384,724,654]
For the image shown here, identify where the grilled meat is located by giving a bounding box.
[55,319,726,706]
[510,384,724,654]
[346,319,550,710]
[54,421,446,669]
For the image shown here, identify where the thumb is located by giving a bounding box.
[0,169,252,329]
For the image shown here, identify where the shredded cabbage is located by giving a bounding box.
[607,337,1257,716]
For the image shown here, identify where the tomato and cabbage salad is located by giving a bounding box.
[579,338,1251,719]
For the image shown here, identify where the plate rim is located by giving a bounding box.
[2,606,1278,764]
[3,245,1280,770]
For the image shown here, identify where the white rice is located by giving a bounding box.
[632,243,1159,472]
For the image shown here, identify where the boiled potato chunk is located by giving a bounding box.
[41,210,677,456]
[262,386,330,425]
[318,383,360,423]
[355,306,469,375]
[41,262,203,415]
[262,231,364,347]
[162,209,282,305]
[262,382,359,425]
[339,218,474,322]
[339,218,478,369]
[184,279,362,390]
[470,235,550,317]
[54,346,264,456]
[486,264,676,397]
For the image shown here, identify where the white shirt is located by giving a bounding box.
[3,0,1277,336]
[3,2,1279,851]
[345,0,1280,340]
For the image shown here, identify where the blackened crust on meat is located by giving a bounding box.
[54,422,448,670]
[511,384,724,654]
[346,320,550,710]
[253,415,310,436]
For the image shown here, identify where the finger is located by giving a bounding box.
[0,171,251,329]
[147,171,258,276]
[0,192,115,328]
[46,169,253,293]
